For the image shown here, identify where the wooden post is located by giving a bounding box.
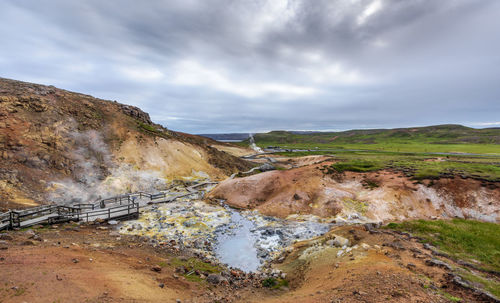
[9,212,13,230]
[108,208,111,219]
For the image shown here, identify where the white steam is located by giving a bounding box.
[249,134,263,153]
[47,129,168,204]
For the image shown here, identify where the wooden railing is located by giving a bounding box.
[0,182,217,231]
[74,201,140,223]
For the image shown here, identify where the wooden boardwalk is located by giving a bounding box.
[0,181,217,231]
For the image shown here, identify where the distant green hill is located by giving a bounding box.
[253,125,500,145]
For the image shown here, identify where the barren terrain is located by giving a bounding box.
[0,222,493,303]
[208,159,500,222]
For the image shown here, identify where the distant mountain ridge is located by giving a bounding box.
[198,133,250,141]
[250,124,500,145]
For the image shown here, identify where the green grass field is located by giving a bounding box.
[276,149,500,181]
[252,125,500,149]
[247,125,500,181]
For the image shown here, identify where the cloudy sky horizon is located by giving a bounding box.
[1,0,499,133]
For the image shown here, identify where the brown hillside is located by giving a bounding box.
[0,78,252,209]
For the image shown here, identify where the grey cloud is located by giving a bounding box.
[0,0,499,133]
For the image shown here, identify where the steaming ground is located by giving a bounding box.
[46,126,170,204]
[119,184,331,272]
[0,78,252,209]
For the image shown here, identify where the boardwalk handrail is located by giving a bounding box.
[75,201,140,222]
[0,181,217,231]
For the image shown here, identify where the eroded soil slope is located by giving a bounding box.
[0,78,252,209]
[207,160,500,222]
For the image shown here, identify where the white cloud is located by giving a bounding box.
[471,121,500,126]
[119,66,164,82]
[171,59,319,99]
[246,0,298,44]
[300,63,370,85]
[357,0,383,25]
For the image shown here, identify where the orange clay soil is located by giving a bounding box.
[263,225,484,303]
[207,161,500,222]
[0,224,488,303]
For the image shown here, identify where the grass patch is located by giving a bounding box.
[170,257,222,283]
[262,277,289,289]
[170,257,222,274]
[297,150,500,181]
[440,291,462,302]
[386,219,500,272]
[330,160,384,173]
[137,121,159,133]
[459,270,500,298]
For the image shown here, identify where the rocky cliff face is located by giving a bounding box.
[0,78,252,210]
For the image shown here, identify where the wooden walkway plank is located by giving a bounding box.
[0,181,218,230]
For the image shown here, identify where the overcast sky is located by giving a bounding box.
[1,0,499,133]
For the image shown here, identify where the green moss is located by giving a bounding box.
[171,257,221,275]
[262,278,289,289]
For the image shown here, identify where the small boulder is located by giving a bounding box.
[182,219,197,227]
[25,229,36,237]
[360,243,371,250]
[0,234,13,240]
[331,236,350,248]
[259,163,275,172]
[151,265,162,272]
[206,274,226,285]
[32,234,43,241]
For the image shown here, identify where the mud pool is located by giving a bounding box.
[119,186,331,272]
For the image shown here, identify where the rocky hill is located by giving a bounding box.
[0,78,252,210]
